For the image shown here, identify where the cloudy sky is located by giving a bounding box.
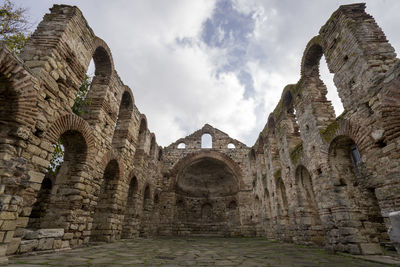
[15,0,400,147]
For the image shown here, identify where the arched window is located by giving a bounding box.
[320,55,344,116]
[302,41,343,122]
[351,144,362,165]
[74,45,114,119]
[201,133,212,148]
[177,143,186,149]
[227,143,235,149]
[112,91,133,147]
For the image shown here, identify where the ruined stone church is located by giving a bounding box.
[0,2,400,264]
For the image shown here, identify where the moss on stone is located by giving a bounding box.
[262,173,267,182]
[289,142,303,165]
[273,169,281,182]
[319,120,339,143]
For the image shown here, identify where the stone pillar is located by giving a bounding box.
[389,211,400,254]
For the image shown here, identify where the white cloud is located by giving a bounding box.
[15,0,400,147]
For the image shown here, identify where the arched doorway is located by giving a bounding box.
[172,152,241,236]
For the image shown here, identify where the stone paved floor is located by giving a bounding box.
[8,237,397,266]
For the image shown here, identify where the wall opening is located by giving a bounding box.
[72,59,94,117]
[28,130,87,229]
[201,133,212,148]
[112,91,133,147]
[227,143,235,149]
[177,143,186,149]
[320,55,344,116]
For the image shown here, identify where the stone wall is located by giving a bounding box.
[0,2,399,264]
[0,4,163,264]
[251,3,400,255]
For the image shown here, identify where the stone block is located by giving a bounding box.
[28,170,45,183]
[359,243,382,255]
[53,239,62,249]
[6,237,21,255]
[63,233,74,240]
[0,212,17,220]
[24,229,64,239]
[3,230,14,243]
[19,240,38,253]
[61,240,70,248]
[0,220,16,231]
[37,238,54,251]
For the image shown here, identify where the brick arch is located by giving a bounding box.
[0,46,38,132]
[327,126,386,253]
[90,37,115,83]
[44,113,95,154]
[282,88,295,113]
[100,149,124,180]
[122,86,135,105]
[201,125,215,135]
[300,36,323,78]
[137,114,148,148]
[112,87,135,148]
[138,114,148,134]
[169,150,243,190]
[325,118,373,154]
[297,36,337,127]
[142,183,151,198]
[200,126,214,148]
[81,38,116,124]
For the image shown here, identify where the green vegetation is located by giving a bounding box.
[273,169,281,182]
[319,120,339,143]
[0,0,31,53]
[289,142,303,165]
[72,74,92,116]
